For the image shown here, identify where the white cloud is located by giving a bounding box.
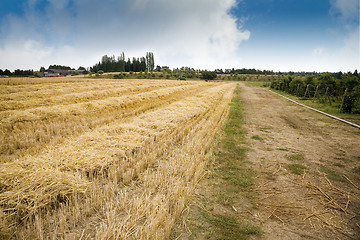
[325,0,360,71]
[312,48,325,57]
[331,26,360,70]
[0,0,250,71]
[0,40,53,70]
[306,27,359,72]
[330,0,359,22]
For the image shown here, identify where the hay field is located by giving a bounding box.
[0,77,236,239]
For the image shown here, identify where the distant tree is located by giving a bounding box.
[14,69,34,76]
[201,71,217,80]
[92,52,155,73]
[118,52,126,72]
[97,70,104,75]
[78,66,86,71]
[354,69,359,78]
[72,71,80,75]
[333,71,343,79]
[40,67,45,72]
[140,57,147,72]
[48,65,72,70]
[3,69,11,76]
[113,73,125,79]
[101,55,110,72]
[132,57,140,72]
[126,58,131,72]
[161,66,170,73]
[146,52,154,72]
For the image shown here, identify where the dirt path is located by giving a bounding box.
[240,82,360,239]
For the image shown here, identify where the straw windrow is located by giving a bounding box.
[0,78,235,239]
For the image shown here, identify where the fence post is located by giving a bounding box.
[339,88,348,112]
[313,85,319,102]
[296,84,300,96]
[304,84,310,98]
[324,87,331,105]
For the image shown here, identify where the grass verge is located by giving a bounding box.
[171,84,261,239]
[262,86,360,125]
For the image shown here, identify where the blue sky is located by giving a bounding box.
[0,0,359,72]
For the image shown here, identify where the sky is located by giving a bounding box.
[0,0,359,72]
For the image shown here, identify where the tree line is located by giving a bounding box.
[215,68,275,75]
[0,69,34,77]
[48,65,73,70]
[91,52,154,73]
[270,71,360,113]
[0,65,88,77]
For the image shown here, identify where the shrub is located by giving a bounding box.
[201,71,217,80]
[289,79,305,95]
[341,93,357,113]
[113,73,125,79]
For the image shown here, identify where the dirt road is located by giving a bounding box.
[240,82,360,239]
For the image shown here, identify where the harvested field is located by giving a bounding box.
[0,78,236,239]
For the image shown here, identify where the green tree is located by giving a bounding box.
[146,52,154,72]
[343,76,360,92]
[118,52,126,72]
[289,78,305,95]
[140,57,147,72]
[132,57,140,72]
[201,71,217,80]
[3,69,11,76]
[126,58,131,72]
[304,75,315,86]
[317,73,338,96]
[354,69,358,78]
[48,65,72,70]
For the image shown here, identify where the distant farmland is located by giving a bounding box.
[0,77,236,239]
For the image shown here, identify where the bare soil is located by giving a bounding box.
[171,82,360,239]
[240,82,360,239]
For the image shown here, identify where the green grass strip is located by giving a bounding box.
[205,84,260,239]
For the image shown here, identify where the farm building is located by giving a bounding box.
[44,69,88,77]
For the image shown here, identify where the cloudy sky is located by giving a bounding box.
[0,0,359,72]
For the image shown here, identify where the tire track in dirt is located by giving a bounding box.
[239,82,360,240]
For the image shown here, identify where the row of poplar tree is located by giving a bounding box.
[91,52,154,73]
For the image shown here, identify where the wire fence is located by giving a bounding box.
[268,89,360,129]
[270,79,360,114]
